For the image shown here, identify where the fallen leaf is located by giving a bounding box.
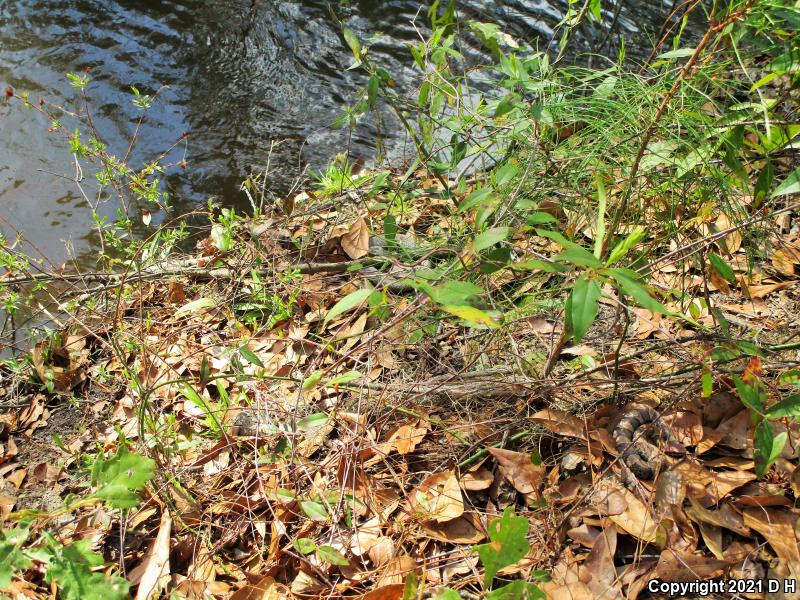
[743,507,800,565]
[655,548,730,582]
[531,409,587,440]
[579,526,621,598]
[421,511,486,544]
[487,447,545,497]
[132,512,171,600]
[363,584,405,600]
[384,419,428,455]
[685,499,749,536]
[772,249,797,276]
[408,470,464,523]
[342,217,370,259]
[593,479,658,543]
[229,576,289,600]
[375,556,417,587]
[745,281,791,299]
[461,466,494,491]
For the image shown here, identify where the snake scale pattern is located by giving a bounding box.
[612,406,681,480]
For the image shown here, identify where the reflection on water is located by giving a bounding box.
[1,0,698,266]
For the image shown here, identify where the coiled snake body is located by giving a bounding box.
[612,407,682,480]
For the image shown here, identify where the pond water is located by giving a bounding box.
[0,0,699,266]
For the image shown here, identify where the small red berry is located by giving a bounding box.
[39,97,45,106]
[4,88,13,97]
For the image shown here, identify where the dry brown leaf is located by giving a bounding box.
[772,249,797,276]
[531,409,587,440]
[709,264,732,293]
[714,213,743,253]
[706,470,757,503]
[351,516,381,557]
[655,548,730,582]
[745,280,791,299]
[685,499,749,536]
[31,462,60,483]
[342,217,370,259]
[385,419,428,455]
[567,524,601,548]
[487,447,545,497]
[461,466,494,491]
[375,556,418,587]
[408,470,464,523]
[363,584,405,600]
[742,507,800,566]
[716,410,751,450]
[131,512,171,600]
[665,411,704,446]
[421,511,486,544]
[593,479,658,543]
[579,526,621,599]
[368,537,395,567]
[698,521,724,560]
[290,571,325,596]
[229,576,289,600]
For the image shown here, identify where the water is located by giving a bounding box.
[0,0,697,267]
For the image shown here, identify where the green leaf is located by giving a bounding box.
[302,371,323,390]
[210,223,232,252]
[765,393,800,418]
[458,187,493,213]
[525,212,557,225]
[754,420,787,478]
[495,163,519,187]
[327,370,363,387]
[474,227,511,252]
[654,47,696,60]
[702,371,713,398]
[474,506,531,588]
[708,253,736,283]
[443,305,500,328]
[593,174,606,260]
[324,288,373,324]
[418,279,484,306]
[317,545,350,566]
[513,258,565,273]
[342,27,362,60]
[772,167,800,197]
[367,74,380,107]
[767,48,800,72]
[174,297,217,318]
[239,345,265,368]
[45,537,130,600]
[294,538,317,555]
[0,525,33,589]
[300,500,329,521]
[432,589,463,600]
[608,268,669,315]
[605,227,645,265]
[487,580,547,600]
[555,247,603,268]
[90,446,155,509]
[778,370,800,386]
[733,375,765,414]
[534,229,583,252]
[565,276,602,343]
[297,412,328,431]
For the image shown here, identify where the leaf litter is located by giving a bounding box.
[0,171,799,599]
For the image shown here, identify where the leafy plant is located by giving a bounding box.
[474,507,538,592]
[734,358,789,477]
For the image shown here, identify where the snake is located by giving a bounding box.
[612,407,682,480]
